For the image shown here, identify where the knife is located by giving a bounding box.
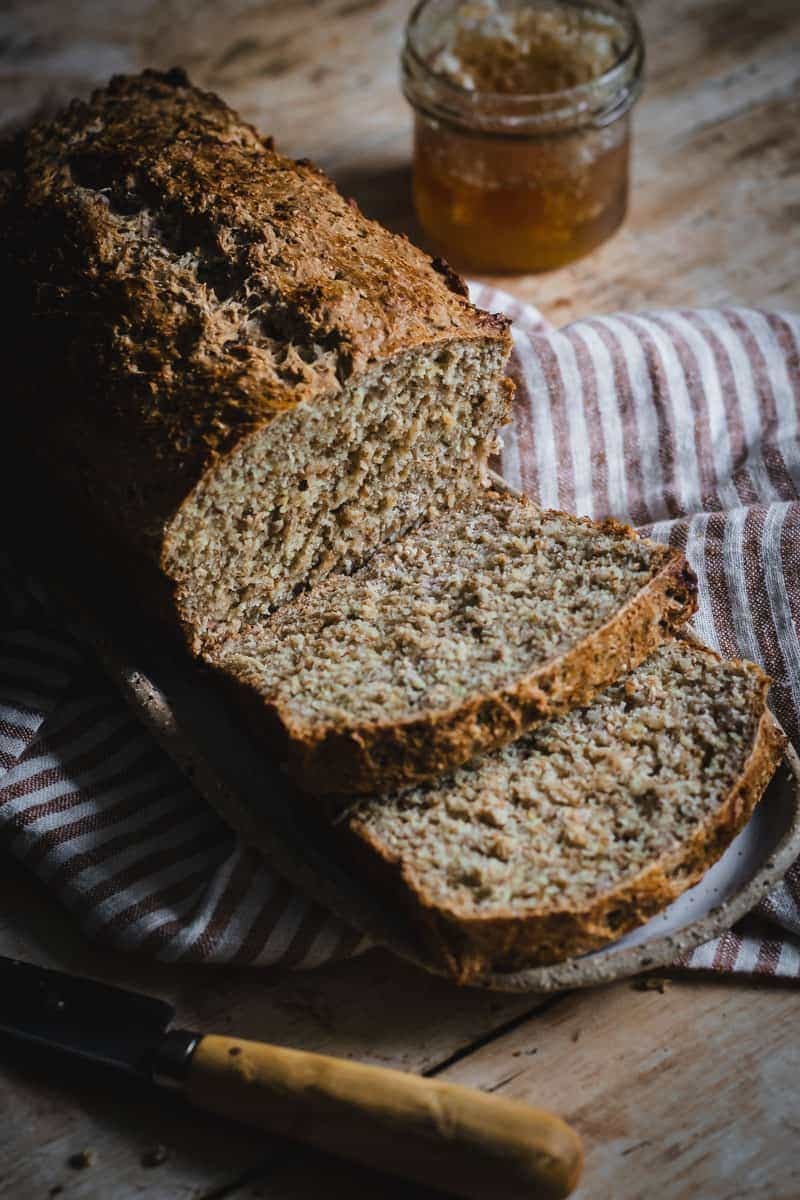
[0,955,581,1199]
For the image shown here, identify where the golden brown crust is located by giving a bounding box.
[225,518,698,795]
[5,68,508,565]
[347,650,786,985]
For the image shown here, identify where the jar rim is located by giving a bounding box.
[403,0,645,133]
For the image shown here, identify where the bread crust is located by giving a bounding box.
[347,649,786,985]
[4,69,509,583]
[223,511,698,795]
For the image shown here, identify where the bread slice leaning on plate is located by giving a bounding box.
[219,492,697,794]
[345,639,785,984]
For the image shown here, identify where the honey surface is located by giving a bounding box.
[429,1,626,94]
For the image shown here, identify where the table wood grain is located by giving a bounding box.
[1,1,799,1197]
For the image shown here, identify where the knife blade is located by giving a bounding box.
[0,954,178,1077]
[0,956,582,1200]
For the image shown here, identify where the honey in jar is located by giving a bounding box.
[402,0,645,273]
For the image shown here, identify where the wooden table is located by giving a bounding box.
[2,2,799,1197]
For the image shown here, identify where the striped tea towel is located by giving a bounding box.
[1,287,799,978]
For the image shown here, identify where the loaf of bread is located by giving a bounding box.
[3,69,513,656]
[221,493,696,794]
[5,72,780,981]
[347,640,785,983]
[5,68,703,797]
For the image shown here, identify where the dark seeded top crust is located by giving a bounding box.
[3,68,508,553]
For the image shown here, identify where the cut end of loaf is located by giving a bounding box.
[164,338,511,655]
[9,67,515,652]
[348,640,783,982]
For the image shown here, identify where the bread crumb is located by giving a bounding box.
[67,1150,94,1170]
[632,977,670,993]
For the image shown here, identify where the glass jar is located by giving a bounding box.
[402,0,645,273]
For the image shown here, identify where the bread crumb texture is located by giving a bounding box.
[350,640,771,920]
[222,493,678,727]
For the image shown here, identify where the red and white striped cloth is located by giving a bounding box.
[2,287,799,978]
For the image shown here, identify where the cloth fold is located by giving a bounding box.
[2,287,798,977]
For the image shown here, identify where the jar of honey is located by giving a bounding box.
[402,0,645,273]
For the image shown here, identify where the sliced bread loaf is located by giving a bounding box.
[218,492,697,794]
[4,70,512,655]
[346,639,784,984]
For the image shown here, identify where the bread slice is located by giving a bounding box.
[218,492,697,795]
[4,69,512,656]
[345,639,784,984]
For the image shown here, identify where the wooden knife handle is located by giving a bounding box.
[186,1034,582,1200]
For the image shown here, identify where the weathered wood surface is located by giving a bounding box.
[3,0,799,323]
[243,978,800,1200]
[0,857,540,1199]
[1,0,798,1197]
[2,850,798,1200]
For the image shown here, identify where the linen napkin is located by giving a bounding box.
[2,286,798,977]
